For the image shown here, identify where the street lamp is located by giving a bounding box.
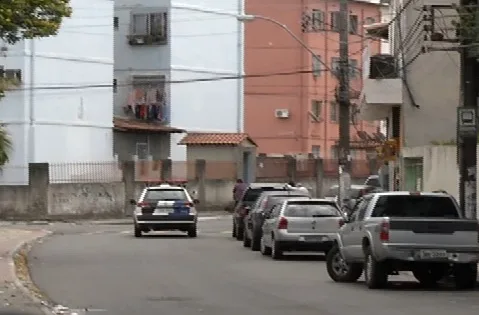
[236,14,331,74]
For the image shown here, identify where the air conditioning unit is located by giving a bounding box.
[275,109,290,119]
[128,35,146,45]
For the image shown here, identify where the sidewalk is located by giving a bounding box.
[0,228,50,315]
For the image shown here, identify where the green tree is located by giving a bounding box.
[0,0,72,166]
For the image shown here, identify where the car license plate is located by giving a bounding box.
[156,208,173,215]
[418,250,448,259]
[304,235,329,242]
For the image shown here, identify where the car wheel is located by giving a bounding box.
[243,230,251,247]
[271,236,283,260]
[260,235,271,256]
[134,225,142,238]
[235,224,244,241]
[232,220,237,238]
[251,230,261,251]
[453,263,477,290]
[326,244,362,282]
[364,247,388,289]
[187,224,198,238]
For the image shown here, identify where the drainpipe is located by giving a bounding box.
[28,39,35,163]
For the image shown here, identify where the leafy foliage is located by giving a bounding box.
[0,124,12,166]
[0,0,72,44]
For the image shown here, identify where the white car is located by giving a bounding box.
[131,184,199,238]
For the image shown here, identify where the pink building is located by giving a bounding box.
[244,0,383,158]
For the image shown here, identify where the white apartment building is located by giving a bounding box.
[0,0,115,184]
[113,0,244,162]
[359,0,459,190]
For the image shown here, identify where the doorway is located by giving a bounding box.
[243,151,251,183]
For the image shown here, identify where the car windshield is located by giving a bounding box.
[284,201,341,217]
[144,189,188,202]
[371,195,459,218]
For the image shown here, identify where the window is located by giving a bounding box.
[312,145,321,158]
[331,145,339,159]
[144,189,188,202]
[311,100,322,119]
[331,57,340,76]
[332,58,359,78]
[311,9,325,31]
[349,15,358,34]
[329,101,338,122]
[136,142,149,160]
[371,195,459,218]
[114,17,119,30]
[365,17,376,25]
[131,12,168,42]
[349,59,359,79]
[284,201,341,217]
[312,55,322,77]
[330,12,340,31]
[113,79,117,93]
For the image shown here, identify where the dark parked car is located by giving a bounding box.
[232,183,299,240]
[243,191,311,250]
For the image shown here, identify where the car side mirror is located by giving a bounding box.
[130,199,137,205]
[193,199,200,204]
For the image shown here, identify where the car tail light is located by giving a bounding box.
[379,221,390,242]
[278,217,288,230]
[184,202,193,207]
[137,202,148,207]
[338,218,345,228]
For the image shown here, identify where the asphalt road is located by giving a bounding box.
[28,217,479,315]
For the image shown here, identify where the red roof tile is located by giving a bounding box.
[178,133,257,146]
[113,117,185,133]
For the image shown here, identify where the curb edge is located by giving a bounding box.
[8,229,55,315]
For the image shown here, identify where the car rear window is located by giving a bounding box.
[144,189,188,202]
[372,195,459,218]
[242,188,264,202]
[284,201,341,217]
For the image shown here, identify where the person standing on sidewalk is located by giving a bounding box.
[233,179,247,206]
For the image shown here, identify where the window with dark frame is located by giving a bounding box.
[349,15,358,34]
[311,100,322,120]
[312,145,321,158]
[329,101,338,122]
[332,57,359,78]
[330,12,340,31]
[312,55,322,77]
[311,9,325,31]
[114,17,119,30]
[131,12,168,42]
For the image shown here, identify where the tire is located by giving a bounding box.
[271,237,283,260]
[453,263,477,290]
[187,224,198,238]
[412,266,445,287]
[235,223,244,241]
[232,220,237,238]
[134,225,142,238]
[251,230,261,251]
[260,235,271,256]
[364,247,388,289]
[326,244,363,282]
[243,230,251,247]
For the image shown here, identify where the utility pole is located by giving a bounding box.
[457,0,478,219]
[337,0,351,207]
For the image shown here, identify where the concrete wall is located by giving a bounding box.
[401,145,471,205]
[0,158,370,219]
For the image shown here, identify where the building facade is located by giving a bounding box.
[359,0,459,190]
[114,0,244,162]
[244,0,383,157]
[0,0,115,184]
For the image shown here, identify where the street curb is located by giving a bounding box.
[9,229,56,315]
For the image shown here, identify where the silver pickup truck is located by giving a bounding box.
[326,191,479,290]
